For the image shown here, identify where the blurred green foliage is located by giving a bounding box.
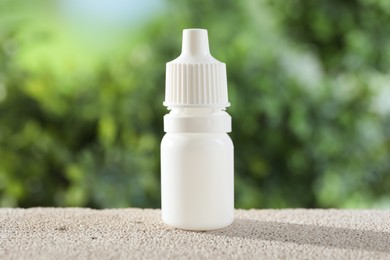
[0,0,389,208]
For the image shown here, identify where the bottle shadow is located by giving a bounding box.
[206,218,390,252]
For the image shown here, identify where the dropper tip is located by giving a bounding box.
[181,28,210,56]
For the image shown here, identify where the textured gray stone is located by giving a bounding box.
[0,208,389,259]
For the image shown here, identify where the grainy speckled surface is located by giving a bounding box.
[0,208,389,259]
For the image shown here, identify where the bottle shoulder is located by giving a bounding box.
[164,109,231,133]
[161,133,233,149]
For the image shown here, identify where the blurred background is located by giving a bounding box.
[1,0,390,209]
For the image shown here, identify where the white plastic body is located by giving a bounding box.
[161,109,234,231]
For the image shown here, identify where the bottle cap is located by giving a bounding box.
[164,29,229,108]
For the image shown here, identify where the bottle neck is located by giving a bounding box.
[168,107,224,116]
[164,107,231,133]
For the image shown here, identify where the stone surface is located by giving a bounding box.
[0,208,389,259]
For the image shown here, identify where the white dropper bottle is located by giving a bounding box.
[161,28,234,230]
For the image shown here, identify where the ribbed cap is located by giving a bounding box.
[164,29,229,108]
